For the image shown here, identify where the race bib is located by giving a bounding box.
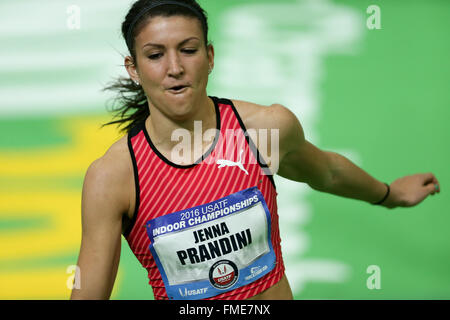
[145,186,276,300]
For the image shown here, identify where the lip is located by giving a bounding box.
[167,86,190,94]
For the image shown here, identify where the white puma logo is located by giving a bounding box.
[216,149,249,175]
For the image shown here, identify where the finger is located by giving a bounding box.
[432,176,440,193]
[422,173,440,193]
[427,173,440,193]
[427,183,438,195]
[422,172,435,185]
[434,183,440,194]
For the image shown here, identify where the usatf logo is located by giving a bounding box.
[209,260,239,290]
[178,287,208,297]
[245,265,268,281]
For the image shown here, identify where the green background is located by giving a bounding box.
[0,0,448,299]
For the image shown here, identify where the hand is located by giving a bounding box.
[382,173,440,209]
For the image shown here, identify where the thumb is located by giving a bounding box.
[427,184,436,196]
[421,173,440,195]
[425,182,439,196]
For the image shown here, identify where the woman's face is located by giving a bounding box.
[126,15,214,120]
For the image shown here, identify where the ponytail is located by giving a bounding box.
[101,76,148,134]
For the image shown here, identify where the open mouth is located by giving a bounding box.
[167,85,189,94]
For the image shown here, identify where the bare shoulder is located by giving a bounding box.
[231,99,298,132]
[87,135,131,180]
[83,135,134,220]
[231,99,304,159]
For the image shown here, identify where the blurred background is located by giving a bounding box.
[0,0,448,299]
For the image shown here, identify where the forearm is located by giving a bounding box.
[318,151,388,205]
[70,251,115,300]
[277,106,439,209]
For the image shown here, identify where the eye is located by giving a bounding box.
[148,53,163,60]
[182,48,198,54]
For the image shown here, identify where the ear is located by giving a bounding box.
[207,43,215,70]
[124,56,140,83]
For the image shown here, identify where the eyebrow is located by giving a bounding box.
[142,37,200,49]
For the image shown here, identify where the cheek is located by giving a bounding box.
[139,64,165,84]
[189,57,209,80]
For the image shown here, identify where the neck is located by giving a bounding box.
[145,94,216,152]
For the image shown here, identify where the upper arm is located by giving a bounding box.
[275,104,334,191]
[71,152,130,299]
[231,99,333,190]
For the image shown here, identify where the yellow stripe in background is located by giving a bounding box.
[0,192,81,260]
[0,115,122,299]
[0,267,122,299]
[0,116,121,177]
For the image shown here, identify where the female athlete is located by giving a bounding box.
[70,0,440,300]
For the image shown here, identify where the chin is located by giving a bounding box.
[166,90,196,108]
[168,101,196,121]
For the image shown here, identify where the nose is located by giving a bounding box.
[167,52,184,78]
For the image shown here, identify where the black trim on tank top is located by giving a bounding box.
[122,124,142,238]
[224,98,277,191]
[142,96,221,169]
